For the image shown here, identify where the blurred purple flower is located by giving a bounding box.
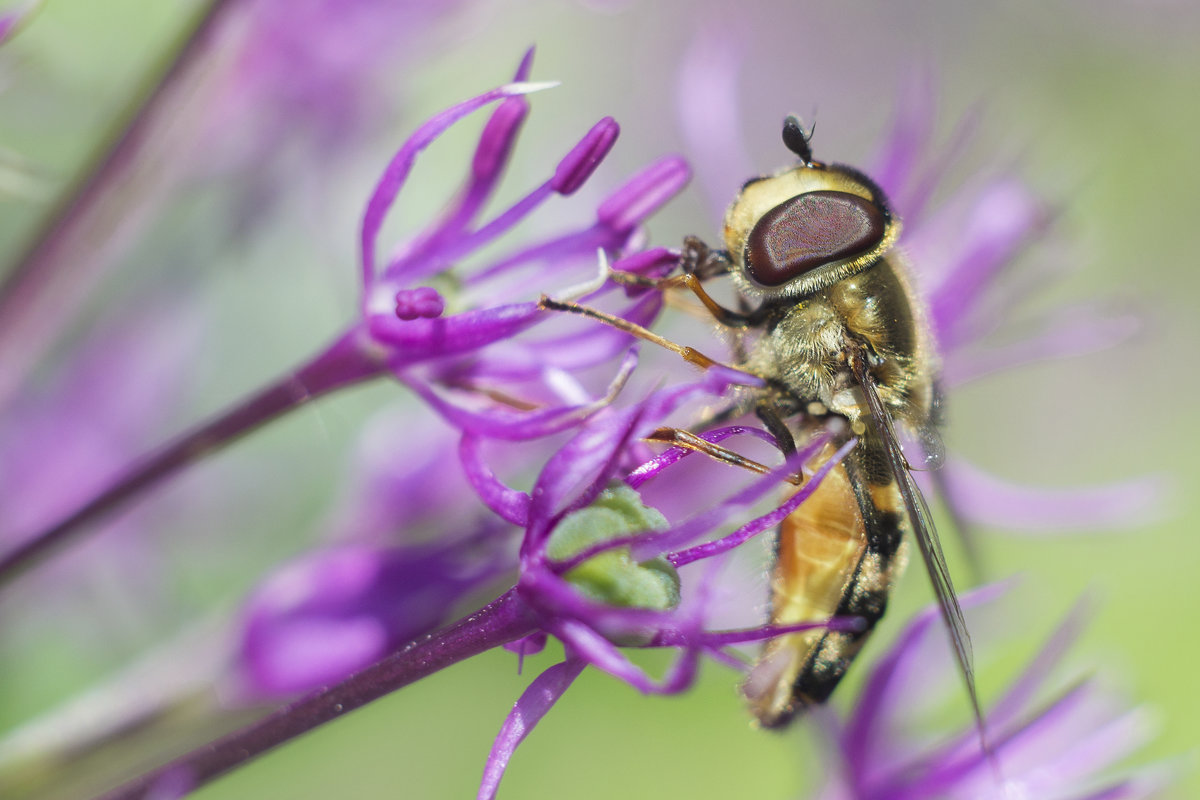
[0,0,38,44]
[0,0,473,407]
[203,0,470,167]
[237,531,508,698]
[814,586,1165,800]
[0,303,202,602]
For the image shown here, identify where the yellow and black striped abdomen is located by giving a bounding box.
[743,440,909,728]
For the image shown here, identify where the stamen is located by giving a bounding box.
[551,117,620,195]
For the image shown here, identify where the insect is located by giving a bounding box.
[541,116,982,731]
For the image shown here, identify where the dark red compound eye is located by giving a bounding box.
[744,190,886,287]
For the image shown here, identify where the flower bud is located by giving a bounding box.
[546,484,679,612]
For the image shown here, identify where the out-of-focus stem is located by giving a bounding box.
[0,328,386,588]
[97,589,538,800]
[0,0,236,407]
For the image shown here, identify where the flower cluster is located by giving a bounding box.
[0,8,1170,800]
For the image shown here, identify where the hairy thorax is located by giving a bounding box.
[745,255,934,444]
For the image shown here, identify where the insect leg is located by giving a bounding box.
[537,296,759,377]
[644,427,802,485]
[755,402,798,455]
[609,270,757,328]
[680,235,733,280]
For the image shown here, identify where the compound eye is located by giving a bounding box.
[745,190,886,287]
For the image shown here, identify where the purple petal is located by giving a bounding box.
[676,25,755,222]
[400,348,634,441]
[666,437,854,566]
[552,618,700,695]
[870,73,936,208]
[691,618,855,648]
[840,582,1011,776]
[385,70,532,281]
[627,433,834,563]
[943,304,1141,386]
[933,457,1170,533]
[459,434,531,526]
[473,97,529,183]
[477,659,586,800]
[626,425,779,489]
[360,80,556,287]
[523,406,645,553]
[596,156,692,233]
[925,180,1047,348]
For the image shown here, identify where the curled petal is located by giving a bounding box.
[459,434,531,526]
[552,618,700,695]
[360,80,557,287]
[622,433,833,564]
[478,659,586,800]
[665,437,854,567]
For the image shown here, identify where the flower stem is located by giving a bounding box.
[97,590,538,800]
[0,0,235,408]
[0,328,385,588]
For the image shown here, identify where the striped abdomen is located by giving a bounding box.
[742,439,908,728]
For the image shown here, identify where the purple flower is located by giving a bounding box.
[814,586,1165,800]
[0,51,692,582]
[0,303,202,604]
[473,378,862,799]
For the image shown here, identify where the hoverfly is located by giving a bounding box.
[541,116,982,731]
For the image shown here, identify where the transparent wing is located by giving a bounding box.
[850,353,991,750]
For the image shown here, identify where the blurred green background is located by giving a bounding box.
[1,1,1197,798]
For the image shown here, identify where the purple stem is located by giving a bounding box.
[0,0,236,408]
[0,327,386,588]
[97,589,538,800]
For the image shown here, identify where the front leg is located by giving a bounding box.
[680,235,733,280]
